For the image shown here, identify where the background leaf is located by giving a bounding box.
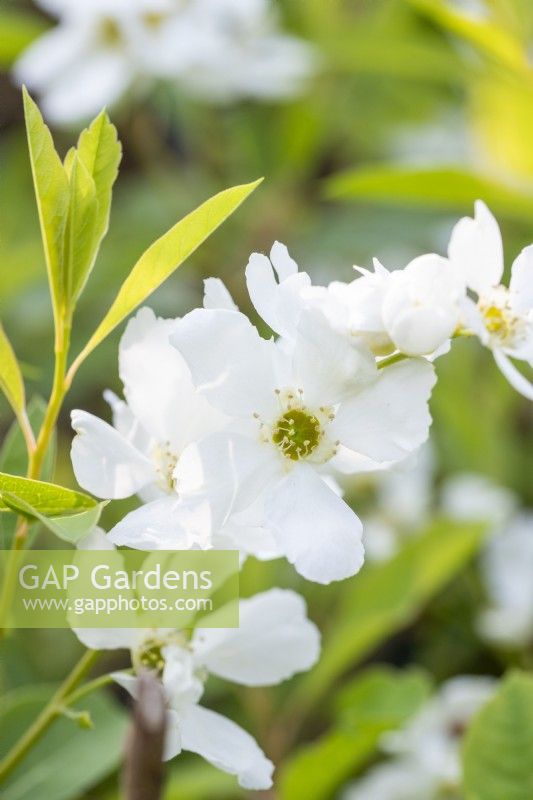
[325,165,533,222]
[0,685,127,800]
[462,671,533,800]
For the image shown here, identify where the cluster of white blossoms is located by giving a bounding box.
[75,582,319,789]
[68,201,531,786]
[71,201,532,584]
[14,0,317,124]
[344,677,496,800]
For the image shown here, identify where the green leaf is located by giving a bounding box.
[325,165,533,223]
[0,473,96,517]
[289,518,487,713]
[65,112,121,302]
[0,492,107,544]
[71,178,263,372]
[279,667,431,800]
[63,155,98,303]
[0,322,25,417]
[0,10,48,68]
[0,685,128,800]
[407,0,528,72]
[462,671,533,800]
[22,88,70,322]
[0,398,56,548]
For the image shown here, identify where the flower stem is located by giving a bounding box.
[377,351,408,369]
[0,649,101,785]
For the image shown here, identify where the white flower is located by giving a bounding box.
[75,588,320,790]
[478,513,533,647]
[380,255,464,356]
[330,255,464,357]
[169,302,436,583]
[173,0,317,103]
[440,472,517,535]
[14,0,191,124]
[382,676,496,787]
[448,200,533,399]
[70,307,226,550]
[14,0,316,124]
[245,243,463,357]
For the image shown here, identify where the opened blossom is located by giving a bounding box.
[75,588,320,790]
[14,0,316,124]
[448,200,533,399]
[71,307,226,550]
[170,302,436,583]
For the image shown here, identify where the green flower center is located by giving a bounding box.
[482,304,507,335]
[272,409,322,461]
[138,641,165,674]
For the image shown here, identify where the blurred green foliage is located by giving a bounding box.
[1,0,533,798]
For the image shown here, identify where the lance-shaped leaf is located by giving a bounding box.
[63,154,98,303]
[0,492,107,544]
[22,87,69,321]
[0,322,25,418]
[69,178,262,374]
[0,472,96,517]
[63,111,121,302]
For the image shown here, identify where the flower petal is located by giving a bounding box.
[175,433,281,525]
[163,709,183,760]
[107,495,210,550]
[119,307,224,451]
[448,200,504,295]
[70,410,156,499]
[192,588,320,686]
[510,245,533,313]
[245,246,310,338]
[170,309,277,418]
[73,628,138,650]
[265,464,365,584]
[332,358,436,464]
[293,309,376,406]
[203,278,238,311]
[270,241,299,280]
[179,704,274,790]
